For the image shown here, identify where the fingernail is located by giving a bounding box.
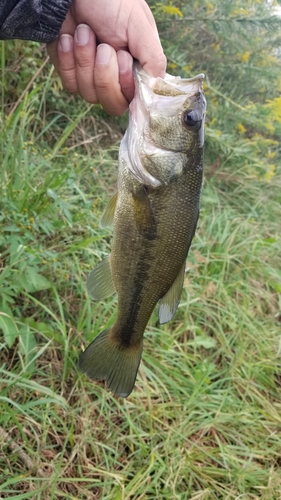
[76,24,90,46]
[59,34,72,52]
[117,51,129,74]
[96,44,111,65]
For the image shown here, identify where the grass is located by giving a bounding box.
[1,51,281,500]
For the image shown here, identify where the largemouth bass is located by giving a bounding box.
[79,64,206,398]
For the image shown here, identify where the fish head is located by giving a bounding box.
[124,64,206,187]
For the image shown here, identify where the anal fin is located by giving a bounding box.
[158,262,186,324]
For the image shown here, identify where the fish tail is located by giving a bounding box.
[79,328,143,398]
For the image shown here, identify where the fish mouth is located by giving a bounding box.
[134,62,205,98]
[152,73,205,97]
[133,63,206,120]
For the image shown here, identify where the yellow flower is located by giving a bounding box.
[168,62,177,70]
[206,2,215,15]
[161,4,183,17]
[266,151,275,159]
[211,43,221,52]
[237,123,246,134]
[264,164,275,182]
[237,51,251,63]
[265,97,281,124]
[232,8,249,16]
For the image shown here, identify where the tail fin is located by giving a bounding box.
[79,328,143,398]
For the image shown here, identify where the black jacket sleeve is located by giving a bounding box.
[0,0,72,43]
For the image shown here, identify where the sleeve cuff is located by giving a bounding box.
[0,0,72,43]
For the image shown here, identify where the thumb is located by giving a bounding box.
[127,5,166,77]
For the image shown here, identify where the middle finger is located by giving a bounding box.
[74,24,98,103]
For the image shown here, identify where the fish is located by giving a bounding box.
[79,63,206,398]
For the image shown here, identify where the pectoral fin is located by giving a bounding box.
[100,192,118,228]
[158,262,186,324]
[86,254,116,300]
[132,186,157,240]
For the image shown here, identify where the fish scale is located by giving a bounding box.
[79,63,206,398]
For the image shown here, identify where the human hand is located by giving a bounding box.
[47,0,166,115]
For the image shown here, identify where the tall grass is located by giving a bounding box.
[1,40,281,500]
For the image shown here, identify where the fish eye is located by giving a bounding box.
[182,109,202,130]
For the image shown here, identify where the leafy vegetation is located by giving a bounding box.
[0,0,281,498]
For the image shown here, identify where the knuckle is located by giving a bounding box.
[94,69,113,92]
[95,79,111,92]
[75,50,94,70]
[59,58,76,72]
[63,85,78,95]
[82,93,98,104]
[60,75,78,94]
